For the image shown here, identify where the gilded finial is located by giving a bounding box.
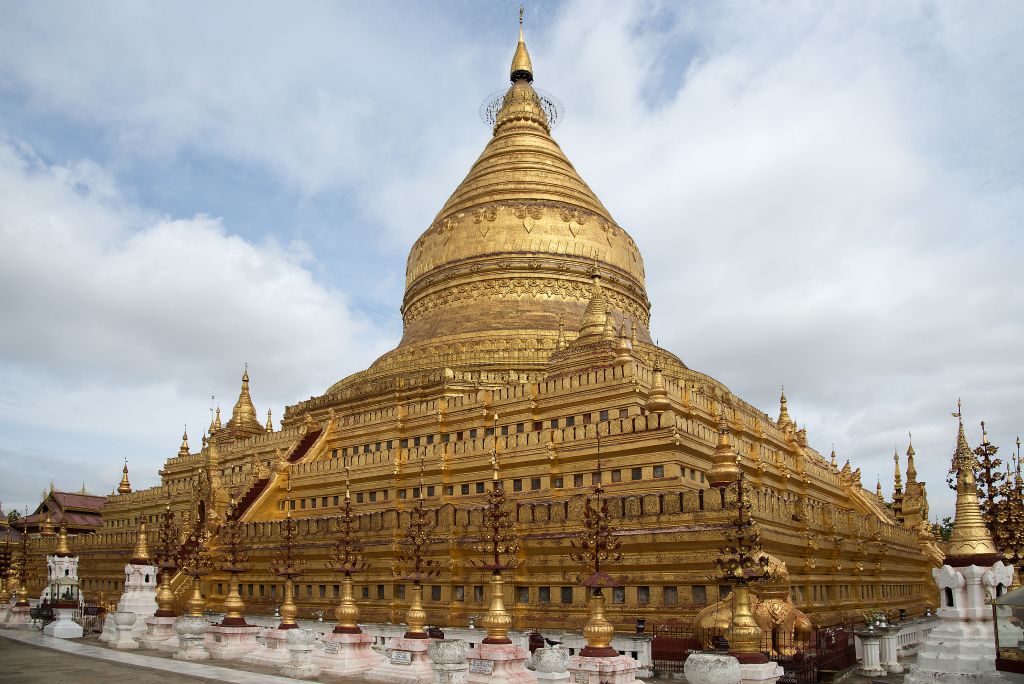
[645,356,671,414]
[131,520,150,564]
[709,405,740,488]
[876,477,883,499]
[556,317,566,350]
[906,431,917,482]
[490,413,500,481]
[893,446,902,491]
[118,460,132,494]
[613,323,631,367]
[946,400,999,561]
[777,385,793,430]
[55,523,71,555]
[178,426,190,457]
[830,446,837,468]
[344,465,351,501]
[266,408,273,433]
[511,4,533,82]
[579,273,609,338]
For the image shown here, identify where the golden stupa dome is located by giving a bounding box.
[326,20,651,397]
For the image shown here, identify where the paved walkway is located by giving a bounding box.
[0,630,303,683]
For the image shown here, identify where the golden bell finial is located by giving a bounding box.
[708,406,741,488]
[876,477,883,500]
[645,356,671,414]
[579,274,609,338]
[132,520,150,564]
[118,460,132,494]
[41,511,56,537]
[613,323,631,367]
[511,5,533,83]
[266,408,273,433]
[55,523,71,555]
[830,446,838,468]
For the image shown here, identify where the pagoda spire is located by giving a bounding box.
[708,406,740,487]
[266,408,273,433]
[118,460,132,495]
[131,520,150,564]
[178,426,190,457]
[876,477,884,500]
[777,386,794,430]
[906,432,918,483]
[510,5,533,83]
[893,447,903,491]
[227,365,261,433]
[945,402,1000,564]
[578,274,609,339]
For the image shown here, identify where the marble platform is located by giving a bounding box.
[0,628,307,683]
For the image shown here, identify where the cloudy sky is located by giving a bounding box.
[0,1,1021,521]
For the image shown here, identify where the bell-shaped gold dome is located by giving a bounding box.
[329,23,651,396]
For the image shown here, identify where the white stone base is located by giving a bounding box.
[314,630,383,676]
[42,607,84,639]
[1,605,31,629]
[684,653,742,684]
[467,642,537,684]
[98,614,115,643]
[172,615,211,661]
[568,654,645,684]
[137,615,178,650]
[0,603,10,623]
[905,619,1005,684]
[278,629,321,680]
[365,636,435,684]
[738,660,784,684]
[205,624,261,660]
[107,612,139,649]
[242,628,294,666]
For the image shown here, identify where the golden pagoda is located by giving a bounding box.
[68,16,940,629]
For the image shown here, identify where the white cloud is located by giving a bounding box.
[0,136,393,512]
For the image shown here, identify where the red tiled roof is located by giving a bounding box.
[51,492,106,512]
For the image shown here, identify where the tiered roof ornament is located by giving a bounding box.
[906,433,918,482]
[178,427,190,457]
[777,387,794,431]
[944,402,1000,566]
[118,461,132,495]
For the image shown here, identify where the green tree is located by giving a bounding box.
[6,510,19,525]
[932,516,954,542]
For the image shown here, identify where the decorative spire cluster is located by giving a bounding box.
[326,466,368,634]
[153,502,180,617]
[270,490,306,629]
[394,453,440,639]
[569,429,625,657]
[471,416,520,644]
[216,498,251,626]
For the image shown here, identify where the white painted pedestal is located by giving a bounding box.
[532,647,571,684]
[206,623,261,660]
[738,660,784,684]
[98,614,115,643]
[115,563,158,640]
[137,615,178,651]
[2,605,31,629]
[42,606,84,639]
[468,642,537,684]
[242,627,294,666]
[683,653,742,684]
[315,630,383,676]
[172,615,210,661]
[880,625,903,674]
[365,636,435,684]
[279,628,321,679]
[568,654,645,684]
[854,629,886,678]
[430,639,470,684]
[107,611,139,649]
